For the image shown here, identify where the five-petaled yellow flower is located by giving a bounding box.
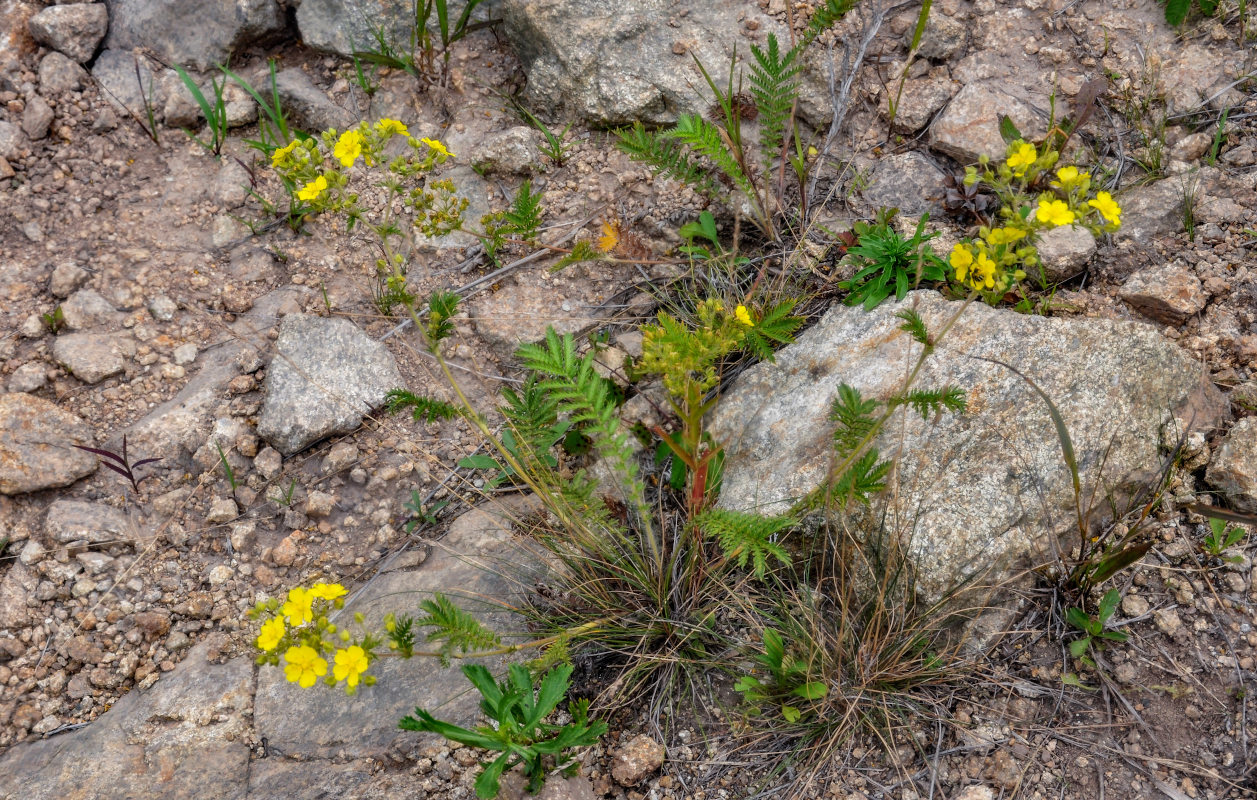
[1087,191,1121,226]
[972,252,997,289]
[296,175,328,202]
[420,137,454,158]
[333,645,370,688]
[271,139,299,168]
[284,645,328,688]
[256,616,285,651]
[734,305,754,327]
[375,118,409,137]
[281,586,315,625]
[309,582,347,603]
[1035,197,1075,227]
[1006,141,1037,177]
[334,129,364,167]
[984,226,1026,246]
[949,243,974,272]
[1053,165,1089,190]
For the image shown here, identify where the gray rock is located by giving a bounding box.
[708,291,1219,602]
[45,499,133,545]
[7,362,47,393]
[913,10,967,61]
[1119,262,1207,325]
[502,0,783,125]
[1171,131,1213,162]
[91,49,160,122]
[1116,177,1187,243]
[610,734,665,786]
[861,151,947,216]
[930,82,1045,164]
[0,393,97,494]
[0,641,253,800]
[0,120,26,161]
[499,773,599,800]
[211,157,250,207]
[104,0,284,71]
[38,51,87,94]
[1207,417,1257,512]
[0,565,37,627]
[272,67,354,134]
[254,498,546,759]
[474,126,542,175]
[49,260,89,298]
[881,73,957,134]
[52,332,134,383]
[1034,224,1095,283]
[27,2,108,63]
[257,314,402,455]
[321,440,359,474]
[305,490,336,518]
[254,445,282,480]
[59,287,117,330]
[21,94,53,140]
[172,342,198,365]
[147,294,177,321]
[296,0,416,57]
[206,497,238,524]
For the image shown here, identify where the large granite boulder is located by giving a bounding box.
[708,292,1221,601]
[103,0,285,71]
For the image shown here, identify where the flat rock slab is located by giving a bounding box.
[104,0,285,71]
[254,497,546,760]
[52,331,134,384]
[0,393,97,494]
[257,313,402,455]
[930,82,1046,164]
[709,292,1220,602]
[1207,417,1257,512]
[44,499,134,546]
[0,641,254,800]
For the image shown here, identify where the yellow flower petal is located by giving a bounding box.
[734,305,754,327]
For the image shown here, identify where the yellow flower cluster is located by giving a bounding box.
[252,582,373,694]
[951,140,1122,300]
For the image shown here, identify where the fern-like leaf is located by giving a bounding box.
[800,0,856,49]
[749,34,801,173]
[426,290,461,351]
[614,122,715,194]
[385,389,462,423]
[830,383,880,457]
[552,240,604,272]
[504,179,543,244]
[665,114,756,201]
[695,508,794,579]
[895,309,931,348]
[830,448,892,507]
[891,386,968,420]
[416,593,502,666]
[741,299,803,362]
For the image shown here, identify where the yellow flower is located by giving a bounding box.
[375,118,409,137]
[333,645,370,688]
[281,587,315,625]
[984,226,1026,246]
[1035,197,1075,227]
[283,645,328,688]
[334,129,364,167]
[309,582,347,602]
[1006,140,1037,177]
[949,243,974,272]
[420,137,454,158]
[1087,191,1121,226]
[271,139,299,168]
[973,252,997,289]
[597,220,619,252]
[296,175,328,202]
[734,305,755,327]
[1053,165,1089,189]
[256,616,285,652]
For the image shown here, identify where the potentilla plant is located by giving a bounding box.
[269,119,467,313]
[949,139,1122,303]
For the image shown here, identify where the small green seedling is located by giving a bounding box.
[400,663,607,799]
[1066,587,1128,669]
[269,477,297,508]
[216,443,237,491]
[41,306,65,333]
[734,628,827,722]
[174,64,229,157]
[403,490,449,534]
[1202,516,1246,563]
[838,209,947,311]
[73,434,162,494]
